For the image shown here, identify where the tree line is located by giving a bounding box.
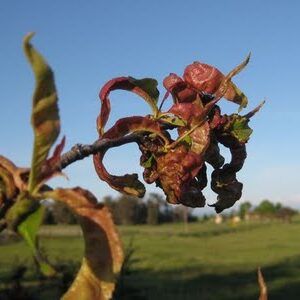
[43,193,197,225]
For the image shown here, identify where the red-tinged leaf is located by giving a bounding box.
[45,187,123,300]
[35,136,67,190]
[183,55,250,108]
[163,73,197,103]
[189,123,210,155]
[153,145,205,207]
[94,116,169,197]
[103,116,169,144]
[169,103,204,123]
[45,136,66,167]
[183,62,224,95]
[168,103,211,155]
[97,77,159,135]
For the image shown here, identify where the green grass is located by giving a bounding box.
[1,220,300,299]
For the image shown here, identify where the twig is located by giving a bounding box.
[59,133,142,170]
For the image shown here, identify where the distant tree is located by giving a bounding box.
[103,195,120,224]
[114,195,147,225]
[46,201,78,224]
[276,207,297,223]
[239,201,252,219]
[146,193,162,225]
[254,199,277,215]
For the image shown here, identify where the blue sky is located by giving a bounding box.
[1,1,299,213]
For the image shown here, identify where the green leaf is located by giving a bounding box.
[23,33,60,193]
[18,205,44,250]
[128,77,159,103]
[229,115,253,143]
[141,154,155,168]
[18,204,56,277]
[158,114,186,127]
[180,134,192,146]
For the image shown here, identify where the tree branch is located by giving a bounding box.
[59,133,141,170]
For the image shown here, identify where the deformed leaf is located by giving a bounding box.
[141,154,155,168]
[94,116,169,197]
[23,33,60,193]
[225,82,248,112]
[158,113,186,127]
[128,77,159,103]
[18,205,56,277]
[45,187,124,300]
[226,115,253,143]
[97,76,159,136]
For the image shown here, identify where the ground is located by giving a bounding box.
[1,219,300,299]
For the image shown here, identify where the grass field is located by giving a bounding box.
[1,219,300,299]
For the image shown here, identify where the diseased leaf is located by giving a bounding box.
[141,154,155,168]
[158,113,186,127]
[18,205,56,277]
[225,82,248,112]
[23,33,60,193]
[180,134,192,146]
[227,115,253,143]
[94,116,169,197]
[163,73,197,103]
[45,187,123,300]
[97,77,159,136]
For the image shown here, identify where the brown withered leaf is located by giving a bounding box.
[94,116,169,197]
[45,188,123,300]
[0,164,17,200]
[97,76,160,136]
[0,155,28,193]
[23,33,60,193]
[258,268,268,300]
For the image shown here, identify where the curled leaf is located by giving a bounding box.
[45,187,123,300]
[183,54,250,108]
[97,77,159,135]
[23,33,60,193]
[209,139,247,212]
[94,116,169,197]
[224,115,253,143]
[163,73,197,103]
[158,113,186,127]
